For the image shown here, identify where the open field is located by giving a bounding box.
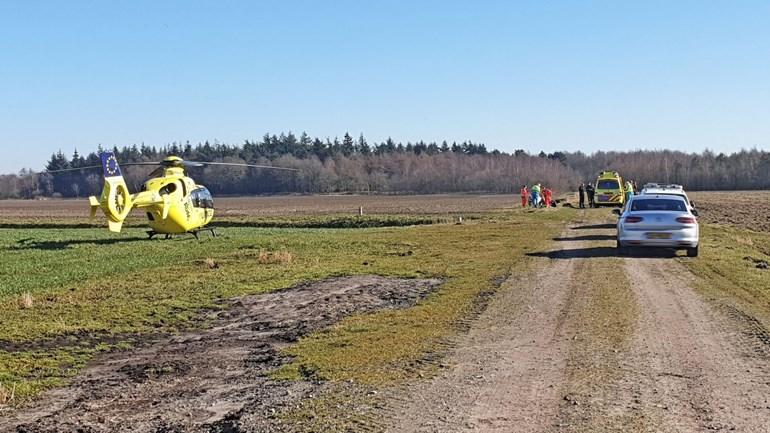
[0,194,520,219]
[1,192,769,432]
[689,190,770,232]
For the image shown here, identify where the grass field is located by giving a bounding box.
[1,191,768,418]
[0,195,564,404]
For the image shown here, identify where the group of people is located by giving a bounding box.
[577,180,637,208]
[520,184,554,208]
[577,182,596,208]
[519,179,643,209]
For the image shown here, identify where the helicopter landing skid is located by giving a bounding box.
[147,228,217,240]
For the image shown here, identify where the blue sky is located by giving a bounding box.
[1,0,769,173]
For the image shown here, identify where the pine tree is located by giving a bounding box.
[341,132,355,156]
[358,133,370,155]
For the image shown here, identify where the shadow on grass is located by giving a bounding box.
[212,217,445,229]
[570,223,616,230]
[527,246,680,259]
[0,222,102,229]
[553,234,617,241]
[527,247,618,259]
[12,236,149,250]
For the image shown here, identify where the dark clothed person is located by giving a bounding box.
[578,183,586,209]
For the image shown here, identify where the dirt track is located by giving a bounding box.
[2,276,441,433]
[388,215,770,432]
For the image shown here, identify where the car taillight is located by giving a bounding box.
[676,217,697,224]
[624,216,643,223]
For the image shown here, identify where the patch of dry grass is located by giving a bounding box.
[201,258,219,269]
[0,382,16,405]
[258,250,295,265]
[19,292,33,309]
[734,235,754,246]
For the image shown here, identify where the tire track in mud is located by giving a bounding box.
[1,276,441,433]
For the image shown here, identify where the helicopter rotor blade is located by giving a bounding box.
[180,161,205,168]
[183,161,299,172]
[44,162,160,174]
[43,164,104,174]
[42,160,297,174]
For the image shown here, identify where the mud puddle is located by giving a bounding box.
[5,275,441,433]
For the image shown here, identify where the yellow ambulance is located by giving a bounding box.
[594,171,626,207]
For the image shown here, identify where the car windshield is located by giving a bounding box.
[630,198,686,212]
[597,179,619,189]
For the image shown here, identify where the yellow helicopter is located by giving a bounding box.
[47,151,297,238]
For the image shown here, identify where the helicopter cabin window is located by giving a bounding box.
[191,187,214,209]
[159,182,177,196]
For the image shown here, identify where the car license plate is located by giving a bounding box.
[646,232,672,239]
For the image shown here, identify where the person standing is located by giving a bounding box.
[544,187,553,208]
[531,183,541,208]
[520,185,528,208]
[586,182,595,208]
[578,183,586,209]
[625,180,634,204]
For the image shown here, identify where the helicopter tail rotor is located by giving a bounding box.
[89,152,135,232]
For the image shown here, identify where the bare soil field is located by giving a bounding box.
[0,194,519,219]
[689,191,770,232]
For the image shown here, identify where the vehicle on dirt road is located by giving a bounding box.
[594,170,626,207]
[640,183,697,213]
[615,195,699,257]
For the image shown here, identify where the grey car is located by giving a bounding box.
[615,195,700,257]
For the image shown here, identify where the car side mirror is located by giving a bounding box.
[692,209,699,217]
[612,209,621,216]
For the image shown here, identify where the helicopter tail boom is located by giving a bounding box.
[132,190,170,219]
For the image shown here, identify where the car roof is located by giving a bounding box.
[631,194,687,202]
[642,183,683,189]
[641,188,688,195]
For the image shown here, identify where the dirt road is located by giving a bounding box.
[388,217,770,433]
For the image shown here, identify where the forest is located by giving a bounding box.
[1,132,769,198]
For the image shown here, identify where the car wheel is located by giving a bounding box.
[687,246,699,257]
[617,240,627,256]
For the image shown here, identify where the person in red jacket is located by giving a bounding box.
[544,187,553,208]
[520,185,528,207]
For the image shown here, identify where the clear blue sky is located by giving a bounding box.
[2,0,769,173]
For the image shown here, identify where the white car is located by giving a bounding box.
[640,183,696,212]
[615,195,700,257]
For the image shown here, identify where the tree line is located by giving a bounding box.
[0,132,768,199]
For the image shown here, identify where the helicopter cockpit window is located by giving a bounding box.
[159,182,177,196]
[191,187,214,209]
